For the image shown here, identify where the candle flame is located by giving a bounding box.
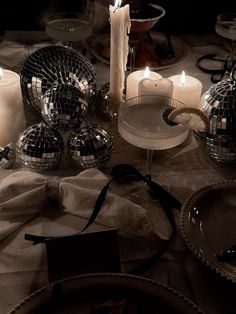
[114,0,122,10]
[144,66,150,78]
[181,71,186,86]
[0,68,4,80]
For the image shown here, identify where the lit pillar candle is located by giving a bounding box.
[168,71,202,107]
[138,75,173,98]
[109,0,131,109]
[126,66,162,99]
[0,68,25,147]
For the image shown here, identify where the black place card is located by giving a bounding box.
[45,229,121,283]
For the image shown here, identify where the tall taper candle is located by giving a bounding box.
[109,0,130,109]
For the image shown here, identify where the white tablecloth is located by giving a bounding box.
[0,31,235,314]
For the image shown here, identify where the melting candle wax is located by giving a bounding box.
[138,77,173,98]
[109,0,131,108]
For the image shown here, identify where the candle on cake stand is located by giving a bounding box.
[109,0,131,112]
[168,71,202,107]
[0,68,25,147]
[126,66,162,99]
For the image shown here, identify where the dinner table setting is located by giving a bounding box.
[0,1,235,313]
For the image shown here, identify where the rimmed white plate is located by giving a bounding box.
[89,31,190,70]
[180,180,236,282]
[8,273,202,313]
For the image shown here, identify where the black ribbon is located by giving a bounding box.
[197,53,235,83]
[25,164,182,274]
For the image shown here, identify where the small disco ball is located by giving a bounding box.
[16,122,64,170]
[98,82,113,118]
[67,123,113,169]
[98,82,123,119]
[41,84,89,130]
[194,72,236,165]
[0,145,16,169]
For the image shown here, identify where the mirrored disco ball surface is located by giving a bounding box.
[98,82,113,119]
[16,122,64,170]
[0,145,16,169]
[67,123,113,168]
[41,84,88,130]
[194,75,236,164]
[20,45,96,116]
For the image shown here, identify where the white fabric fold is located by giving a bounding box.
[0,169,172,242]
[0,40,52,73]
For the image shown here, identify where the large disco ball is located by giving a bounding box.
[194,73,236,164]
[67,123,113,169]
[41,84,88,130]
[16,122,64,170]
[20,45,96,117]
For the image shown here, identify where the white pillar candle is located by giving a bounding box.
[109,0,131,108]
[126,67,162,99]
[168,71,202,107]
[138,78,173,98]
[0,69,26,147]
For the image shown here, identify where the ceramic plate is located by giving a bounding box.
[8,273,202,313]
[180,181,236,282]
[89,31,190,70]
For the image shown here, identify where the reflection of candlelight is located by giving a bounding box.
[0,69,25,146]
[168,71,203,108]
[109,0,131,109]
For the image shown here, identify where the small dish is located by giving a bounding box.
[180,180,236,282]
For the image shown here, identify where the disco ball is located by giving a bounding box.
[16,122,64,170]
[41,84,88,130]
[98,82,113,119]
[98,82,125,119]
[0,145,16,169]
[67,123,113,169]
[20,45,96,116]
[194,73,236,165]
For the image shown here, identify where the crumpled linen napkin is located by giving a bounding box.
[0,40,52,73]
[0,168,172,242]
